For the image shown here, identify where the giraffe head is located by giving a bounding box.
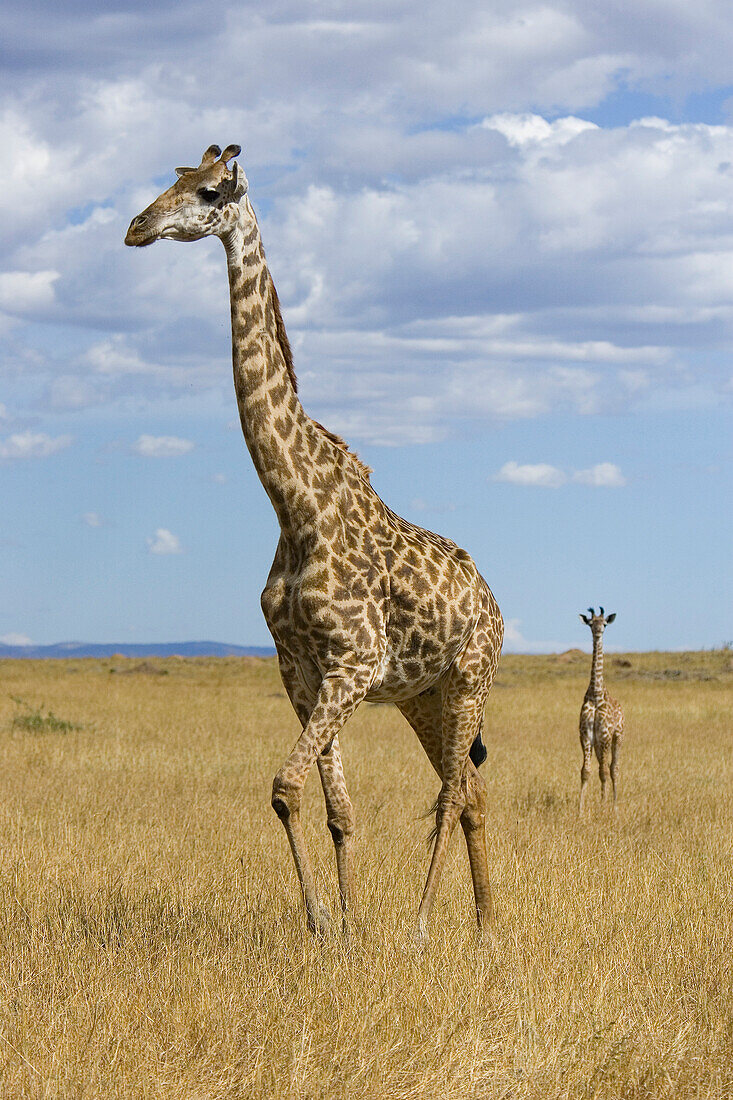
[579,606,616,635]
[125,144,248,247]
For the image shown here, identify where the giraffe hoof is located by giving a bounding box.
[410,919,429,950]
[477,924,498,951]
[307,902,333,937]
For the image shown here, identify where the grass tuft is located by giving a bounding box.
[9,695,81,734]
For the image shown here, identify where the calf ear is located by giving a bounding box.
[606,612,616,623]
[580,613,591,624]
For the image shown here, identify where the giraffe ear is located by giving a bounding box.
[229,161,248,201]
[580,613,591,625]
[175,166,196,178]
[606,612,616,623]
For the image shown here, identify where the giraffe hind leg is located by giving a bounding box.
[415,686,489,943]
[610,732,621,809]
[398,688,494,939]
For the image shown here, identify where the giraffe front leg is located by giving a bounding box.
[581,748,589,818]
[317,736,357,930]
[272,647,333,932]
[271,665,371,935]
[579,709,594,814]
[595,736,610,803]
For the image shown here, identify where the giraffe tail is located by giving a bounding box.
[469,732,487,767]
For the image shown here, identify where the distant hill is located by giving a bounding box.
[0,641,276,659]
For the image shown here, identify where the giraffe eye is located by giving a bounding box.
[198,188,221,204]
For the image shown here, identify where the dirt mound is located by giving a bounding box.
[557,648,586,663]
[110,661,168,676]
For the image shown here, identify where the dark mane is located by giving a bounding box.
[268,274,372,482]
[313,421,373,481]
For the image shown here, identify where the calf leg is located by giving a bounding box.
[610,732,621,809]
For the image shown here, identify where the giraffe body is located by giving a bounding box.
[578,608,624,811]
[126,145,503,941]
[262,503,499,706]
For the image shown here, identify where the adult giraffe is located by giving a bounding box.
[126,144,504,942]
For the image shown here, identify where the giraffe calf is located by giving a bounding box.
[579,607,624,811]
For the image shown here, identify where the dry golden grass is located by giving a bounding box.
[0,651,731,1099]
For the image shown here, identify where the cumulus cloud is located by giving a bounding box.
[0,431,72,459]
[3,3,733,446]
[147,528,182,555]
[495,461,567,488]
[573,462,626,487]
[6,105,733,438]
[133,434,195,458]
[82,512,103,527]
[0,270,59,317]
[495,460,626,488]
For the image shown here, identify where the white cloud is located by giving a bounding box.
[481,112,598,147]
[133,434,195,458]
[495,461,567,488]
[3,6,733,444]
[0,633,33,647]
[0,270,59,316]
[82,512,103,527]
[0,431,72,459]
[147,528,182,555]
[496,459,626,488]
[573,462,626,487]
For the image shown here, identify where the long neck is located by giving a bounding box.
[589,631,605,696]
[221,205,321,537]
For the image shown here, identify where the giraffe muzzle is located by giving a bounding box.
[125,213,158,247]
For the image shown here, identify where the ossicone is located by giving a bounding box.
[220,144,241,164]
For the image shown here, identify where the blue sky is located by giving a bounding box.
[1,0,731,652]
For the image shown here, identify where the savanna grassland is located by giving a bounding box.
[0,650,731,1099]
